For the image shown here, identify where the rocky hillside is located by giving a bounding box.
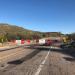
[0,23,62,41]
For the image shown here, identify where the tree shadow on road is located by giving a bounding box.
[8,49,41,65]
[8,47,50,65]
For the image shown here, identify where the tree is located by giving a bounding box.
[6,33,17,41]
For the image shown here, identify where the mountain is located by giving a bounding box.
[0,23,33,34]
[0,23,62,41]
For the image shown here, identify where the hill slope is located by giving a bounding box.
[0,23,62,40]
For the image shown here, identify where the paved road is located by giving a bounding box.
[0,46,75,75]
[0,46,35,69]
[0,47,50,75]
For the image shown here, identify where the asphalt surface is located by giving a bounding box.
[0,46,75,75]
[0,46,50,75]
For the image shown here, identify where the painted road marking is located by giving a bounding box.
[35,50,50,75]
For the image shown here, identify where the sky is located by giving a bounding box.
[0,0,75,34]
